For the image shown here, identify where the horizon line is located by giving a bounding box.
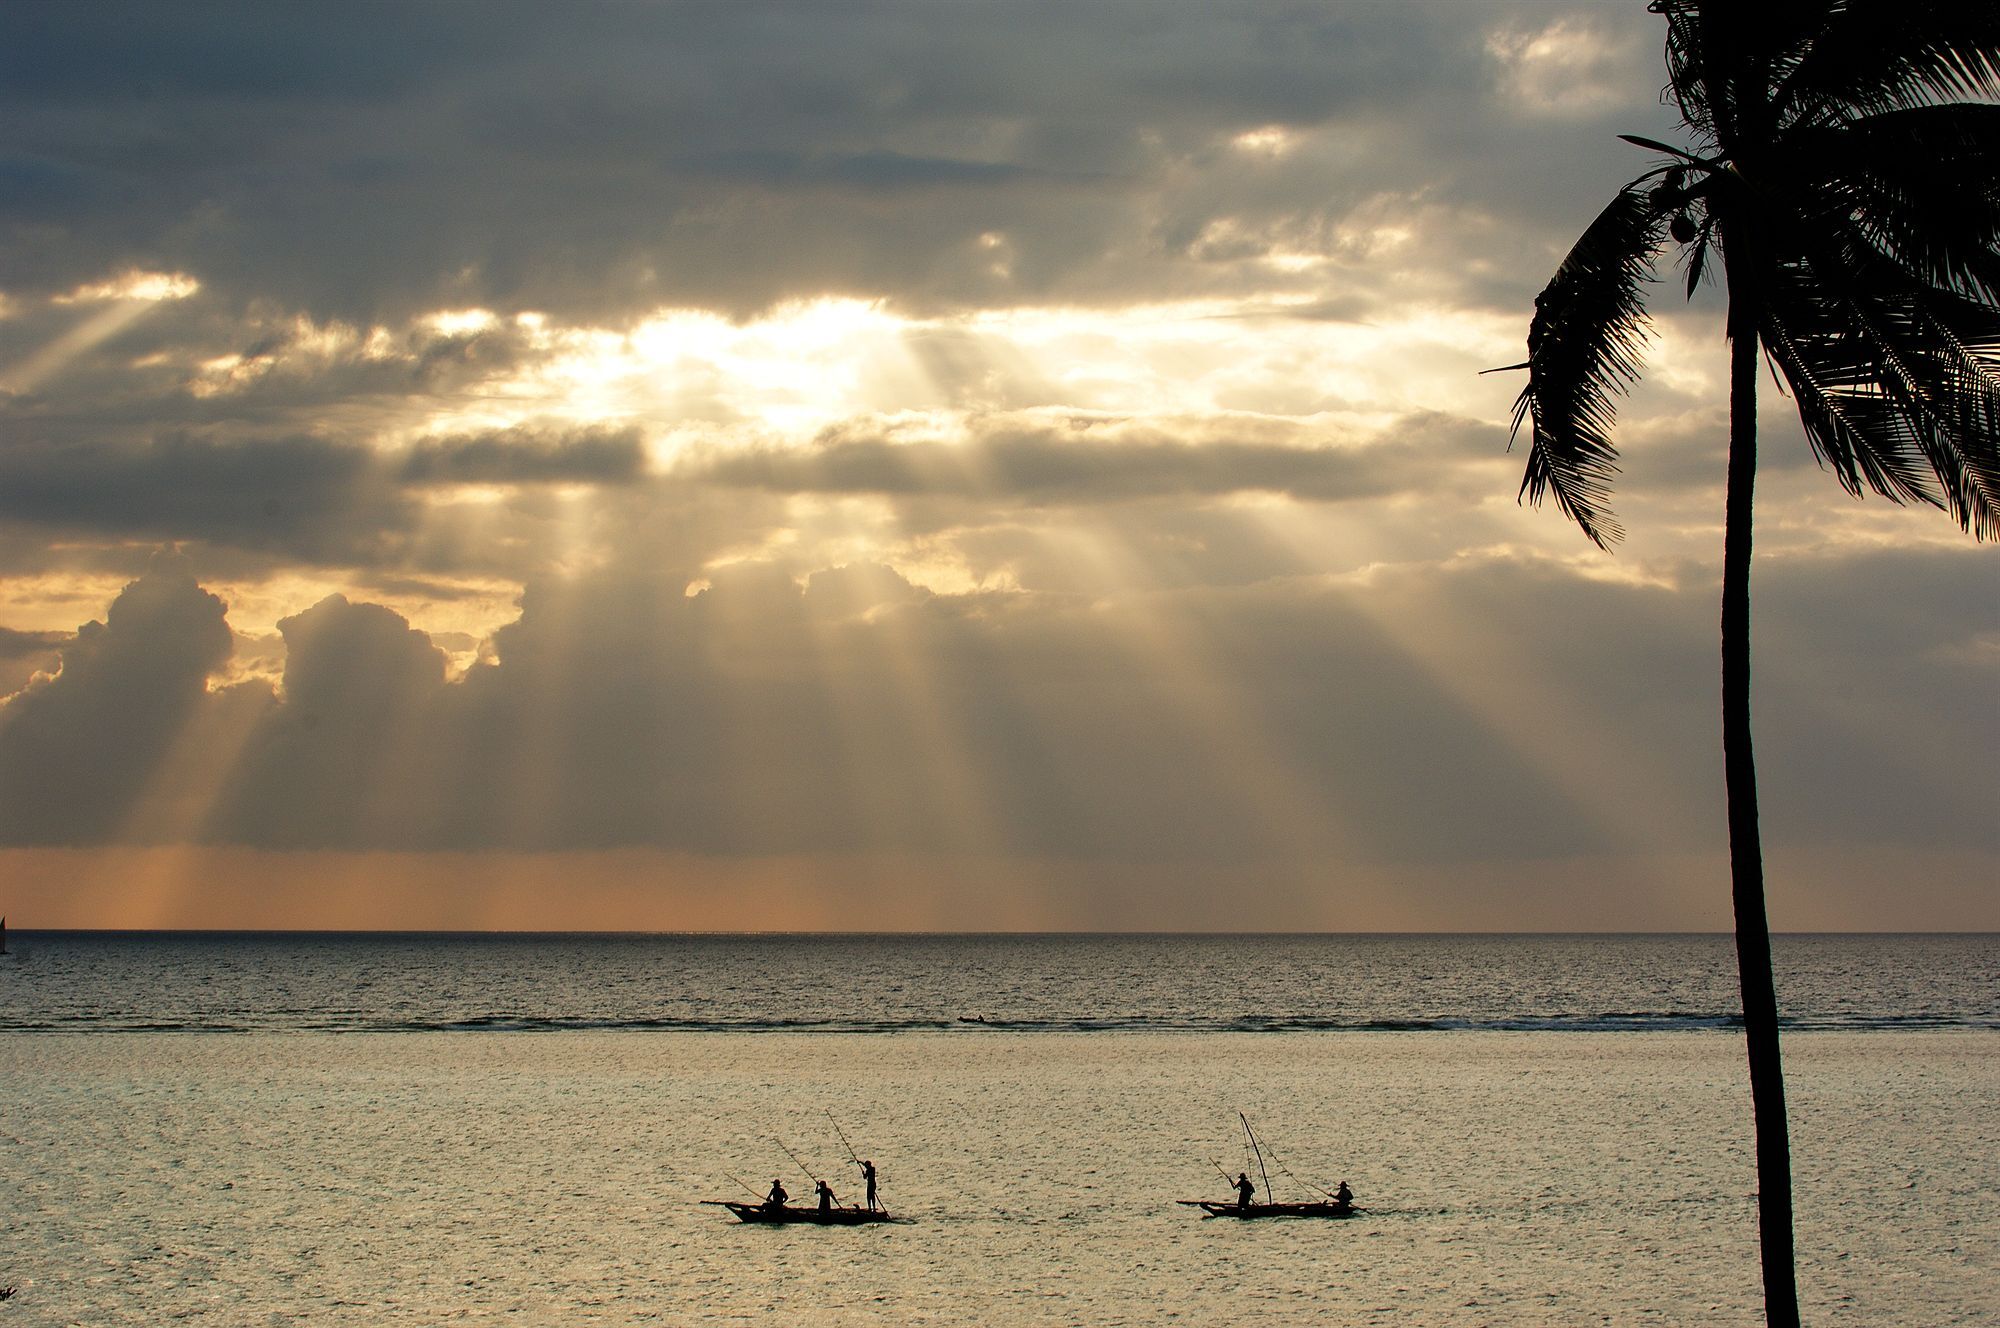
[6,926,1992,939]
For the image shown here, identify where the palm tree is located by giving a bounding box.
[1499,5,2000,1325]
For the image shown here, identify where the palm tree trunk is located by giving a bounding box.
[1723,286,1799,1328]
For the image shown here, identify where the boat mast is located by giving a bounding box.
[1240,1113,1272,1205]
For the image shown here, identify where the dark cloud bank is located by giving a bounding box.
[0,1,1668,322]
[1,556,1990,873]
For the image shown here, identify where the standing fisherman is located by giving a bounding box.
[828,1114,882,1214]
[1235,1172,1255,1208]
[860,1159,879,1212]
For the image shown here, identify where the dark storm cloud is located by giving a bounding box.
[0,1,1662,321]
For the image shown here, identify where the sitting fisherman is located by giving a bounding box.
[1334,1180,1353,1209]
[815,1178,838,1213]
[764,1178,789,1210]
[1235,1172,1256,1207]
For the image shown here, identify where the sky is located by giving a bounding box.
[0,1,1993,931]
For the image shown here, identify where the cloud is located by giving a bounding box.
[0,625,66,694]
[0,561,233,841]
[210,594,450,846]
[690,411,1506,506]
[674,148,1057,193]
[0,543,1986,883]
[397,424,647,487]
[0,419,657,587]
[0,2,1669,323]
[0,432,405,560]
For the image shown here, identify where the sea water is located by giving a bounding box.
[1,934,1994,1325]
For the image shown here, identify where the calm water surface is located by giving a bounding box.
[3,932,1995,1032]
[0,935,1994,1325]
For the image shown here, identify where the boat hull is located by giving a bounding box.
[1180,1200,1356,1219]
[715,1201,894,1225]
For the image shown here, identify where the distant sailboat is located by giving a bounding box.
[0,916,8,955]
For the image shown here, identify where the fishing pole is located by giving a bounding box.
[1209,1157,1238,1188]
[773,1136,821,1187]
[827,1111,861,1166]
[721,1170,763,1200]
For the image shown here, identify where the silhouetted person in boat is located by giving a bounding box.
[860,1159,879,1212]
[1235,1172,1255,1207]
[815,1179,838,1213]
[1334,1180,1353,1208]
[764,1178,788,1210]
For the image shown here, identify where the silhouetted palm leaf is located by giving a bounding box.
[1778,2,2000,121]
[1787,105,2000,301]
[1507,185,1668,547]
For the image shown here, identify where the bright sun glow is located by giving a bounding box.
[1231,125,1297,156]
[427,308,500,336]
[54,270,202,304]
[323,293,1523,462]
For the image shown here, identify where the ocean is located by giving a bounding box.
[1,933,1994,1325]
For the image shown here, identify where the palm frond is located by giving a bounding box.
[1761,299,1949,508]
[1508,184,1671,547]
[1761,231,2000,537]
[1785,105,2000,303]
[1779,1,2000,123]
[1655,1,1726,143]
[1655,2,1831,145]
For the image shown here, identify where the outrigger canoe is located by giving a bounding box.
[1178,1199,1357,1219]
[707,1201,895,1225]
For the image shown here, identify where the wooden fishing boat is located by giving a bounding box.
[1178,1199,1357,1219]
[1184,1112,1359,1221]
[707,1201,894,1225]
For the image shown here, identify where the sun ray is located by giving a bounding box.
[1009,514,1376,919]
[1246,498,1713,888]
[3,271,201,393]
